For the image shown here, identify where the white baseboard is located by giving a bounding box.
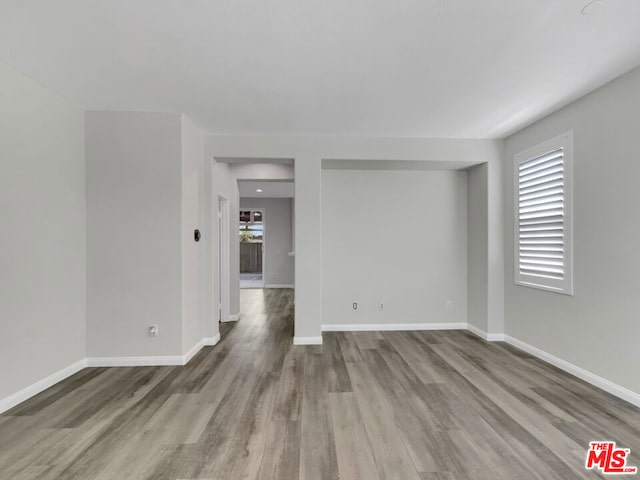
[1,335,225,414]
[322,322,468,332]
[87,356,185,367]
[319,322,639,407]
[467,324,505,342]
[503,335,640,409]
[183,340,205,365]
[5,327,638,417]
[264,284,295,289]
[222,313,240,323]
[203,334,221,346]
[183,333,221,365]
[88,334,223,368]
[0,358,87,415]
[466,323,487,339]
[487,333,506,341]
[293,336,323,345]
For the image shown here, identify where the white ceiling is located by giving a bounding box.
[1,1,640,138]
[238,181,294,198]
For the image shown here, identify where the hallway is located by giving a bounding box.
[1,289,639,479]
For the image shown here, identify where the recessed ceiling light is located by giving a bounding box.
[256,189,263,193]
[581,0,605,15]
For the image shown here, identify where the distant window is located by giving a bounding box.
[514,132,573,295]
[239,210,264,242]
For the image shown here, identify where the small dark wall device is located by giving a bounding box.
[194,229,201,242]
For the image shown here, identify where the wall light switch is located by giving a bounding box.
[148,325,159,336]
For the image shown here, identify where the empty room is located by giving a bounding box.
[1,1,639,479]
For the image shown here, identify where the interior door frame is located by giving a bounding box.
[240,207,266,286]
[255,208,266,283]
[218,194,231,322]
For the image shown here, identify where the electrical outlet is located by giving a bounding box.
[148,325,159,337]
[446,300,453,309]
[379,302,384,311]
[352,302,358,310]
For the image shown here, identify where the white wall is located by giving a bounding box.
[86,111,183,358]
[322,169,468,326]
[231,162,294,181]
[487,151,505,335]
[181,115,206,353]
[0,63,86,401]
[239,198,294,287]
[467,164,488,332]
[504,65,640,394]
[295,156,323,338]
[206,136,502,342]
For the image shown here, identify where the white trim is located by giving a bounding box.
[264,284,294,289]
[513,131,574,296]
[467,324,506,342]
[222,313,240,323]
[322,322,468,332]
[4,328,638,415]
[183,339,205,365]
[467,323,487,339]
[183,333,221,365]
[293,336,323,345]
[0,335,225,414]
[88,335,223,368]
[486,333,504,342]
[503,335,640,409]
[486,333,505,341]
[87,356,185,367]
[203,334,221,346]
[317,323,640,407]
[0,358,87,415]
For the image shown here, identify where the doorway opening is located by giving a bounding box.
[239,209,265,288]
[237,179,295,293]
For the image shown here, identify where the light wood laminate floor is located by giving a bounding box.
[1,289,639,479]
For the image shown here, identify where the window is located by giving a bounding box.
[514,132,573,295]
[239,210,264,242]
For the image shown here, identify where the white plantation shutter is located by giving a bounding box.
[514,133,573,294]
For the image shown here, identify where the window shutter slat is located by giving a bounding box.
[519,193,564,208]
[520,258,564,267]
[519,148,563,171]
[519,209,564,221]
[519,172,563,190]
[519,216,564,227]
[519,200,564,215]
[519,186,564,202]
[519,164,564,184]
[519,178,564,196]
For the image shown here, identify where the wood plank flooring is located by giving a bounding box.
[1,288,639,479]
